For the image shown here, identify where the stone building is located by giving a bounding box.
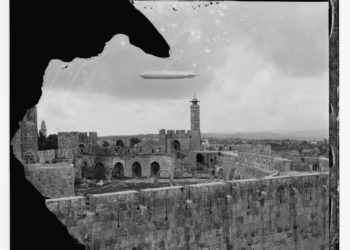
[58,131,98,154]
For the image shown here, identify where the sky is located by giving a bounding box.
[37,2,329,136]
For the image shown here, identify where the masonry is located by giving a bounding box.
[46,172,328,250]
[25,162,75,198]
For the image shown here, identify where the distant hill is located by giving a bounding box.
[203,129,328,141]
[98,129,328,142]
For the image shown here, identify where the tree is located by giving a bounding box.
[102,140,110,147]
[44,134,58,150]
[38,132,46,150]
[129,137,141,147]
[115,139,125,147]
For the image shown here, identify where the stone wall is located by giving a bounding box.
[37,148,78,163]
[25,163,75,198]
[216,156,274,180]
[46,173,329,250]
[237,152,291,172]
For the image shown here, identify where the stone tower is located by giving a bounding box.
[11,106,39,164]
[40,120,47,137]
[190,96,201,151]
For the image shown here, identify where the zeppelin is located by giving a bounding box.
[140,72,198,79]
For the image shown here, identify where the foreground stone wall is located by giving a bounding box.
[46,173,328,250]
[25,163,75,198]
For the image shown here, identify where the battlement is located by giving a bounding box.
[159,129,191,138]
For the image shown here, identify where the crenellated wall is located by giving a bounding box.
[46,173,328,250]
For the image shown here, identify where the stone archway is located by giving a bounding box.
[132,162,142,177]
[171,140,180,153]
[196,153,204,163]
[112,162,124,178]
[150,161,160,177]
[94,162,106,180]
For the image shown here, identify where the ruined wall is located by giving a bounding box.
[25,163,75,198]
[46,173,328,250]
[237,152,291,172]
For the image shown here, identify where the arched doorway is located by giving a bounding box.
[196,153,204,163]
[94,162,106,180]
[150,162,160,177]
[132,162,142,177]
[112,162,124,178]
[81,161,88,178]
[171,140,180,153]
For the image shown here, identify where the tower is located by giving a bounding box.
[190,95,201,151]
[11,106,39,164]
[40,120,47,137]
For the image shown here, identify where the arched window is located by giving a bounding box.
[94,162,106,180]
[132,162,142,177]
[112,162,124,178]
[150,162,160,177]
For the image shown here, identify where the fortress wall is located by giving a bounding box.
[37,148,78,163]
[238,152,291,172]
[216,156,273,179]
[25,163,75,198]
[46,173,329,250]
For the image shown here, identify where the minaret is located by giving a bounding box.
[40,120,47,137]
[190,95,201,151]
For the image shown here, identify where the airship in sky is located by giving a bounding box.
[140,71,198,79]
